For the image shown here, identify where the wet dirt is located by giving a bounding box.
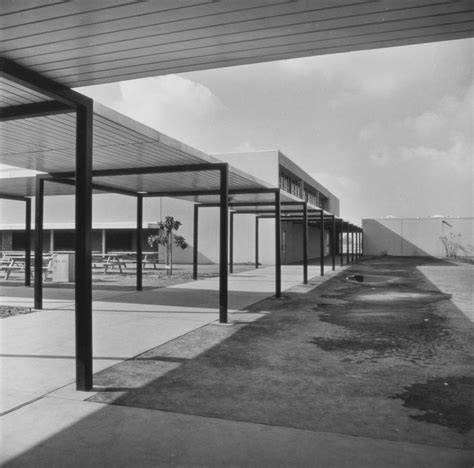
[347,274,398,284]
[392,377,474,433]
[312,263,456,365]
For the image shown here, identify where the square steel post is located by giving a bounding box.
[219,165,229,323]
[303,202,308,284]
[346,223,350,264]
[229,211,234,274]
[75,102,93,391]
[255,216,259,269]
[193,204,199,280]
[34,176,44,309]
[136,195,143,291]
[331,215,336,271]
[275,190,281,298]
[357,230,360,259]
[25,197,31,286]
[340,218,344,266]
[351,229,355,262]
[320,209,324,276]
[361,230,364,257]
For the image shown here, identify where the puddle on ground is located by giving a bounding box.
[314,308,453,363]
[310,336,393,353]
[347,274,398,284]
[313,297,349,306]
[392,377,474,433]
[356,292,444,301]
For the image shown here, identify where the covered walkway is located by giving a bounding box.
[0,262,348,415]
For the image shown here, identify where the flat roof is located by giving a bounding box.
[2,1,473,87]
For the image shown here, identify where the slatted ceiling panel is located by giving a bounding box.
[0,78,51,105]
[69,30,474,87]
[95,171,221,193]
[3,1,472,87]
[1,113,76,141]
[32,1,471,76]
[1,0,66,16]
[3,0,286,50]
[11,0,333,65]
[3,0,209,38]
[0,176,105,197]
[71,30,474,87]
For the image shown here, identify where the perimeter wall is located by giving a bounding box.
[362,217,474,259]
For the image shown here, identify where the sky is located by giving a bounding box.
[2,38,472,225]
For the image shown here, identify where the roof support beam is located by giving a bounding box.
[0,57,90,108]
[51,162,228,179]
[0,100,73,121]
[40,175,137,198]
[0,193,29,202]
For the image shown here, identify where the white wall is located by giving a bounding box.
[363,217,474,258]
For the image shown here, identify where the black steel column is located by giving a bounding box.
[275,190,281,298]
[320,209,324,276]
[75,102,93,391]
[340,219,344,266]
[25,197,31,287]
[255,216,259,269]
[357,230,360,259]
[303,202,308,284]
[34,177,44,309]
[193,204,198,280]
[361,230,364,257]
[331,215,336,271]
[346,223,350,264]
[219,165,229,323]
[136,195,143,291]
[229,211,234,274]
[351,229,355,262]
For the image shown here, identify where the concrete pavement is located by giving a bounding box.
[9,261,470,467]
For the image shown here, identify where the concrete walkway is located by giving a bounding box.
[418,262,474,322]
[0,264,345,416]
[2,260,472,467]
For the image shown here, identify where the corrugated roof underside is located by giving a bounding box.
[2,1,473,87]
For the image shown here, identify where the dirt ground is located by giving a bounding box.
[90,257,474,450]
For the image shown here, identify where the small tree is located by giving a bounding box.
[148,216,187,276]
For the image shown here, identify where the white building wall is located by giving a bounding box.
[363,217,474,258]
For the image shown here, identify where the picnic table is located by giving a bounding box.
[92,251,162,274]
[1,253,52,280]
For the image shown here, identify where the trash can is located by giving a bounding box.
[52,253,75,282]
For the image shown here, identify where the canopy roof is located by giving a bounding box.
[2,1,473,88]
[0,93,327,214]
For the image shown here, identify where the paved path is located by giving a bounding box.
[418,262,474,321]
[2,259,472,467]
[3,396,470,467]
[0,262,356,466]
[0,264,346,415]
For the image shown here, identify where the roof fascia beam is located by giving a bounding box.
[0,57,90,108]
[51,162,228,179]
[40,175,137,197]
[0,193,28,201]
[0,100,74,121]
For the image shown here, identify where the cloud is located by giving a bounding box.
[77,75,226,145]
[358,81,472,173]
